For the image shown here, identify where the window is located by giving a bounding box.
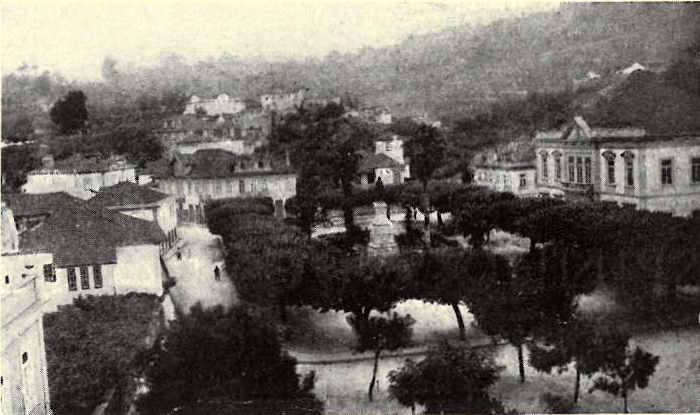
[195,181,203,193]
[176,181,184,193]
[576,157,583,183]
[692,158,700,184]
[661,159,673,185]
[93,265,103,289]
[568,156,575,182]
[43,264,56,282]
[214,181,222,194]
[541,153,549,179]
[519,174,527,188]
[554,157,562,180]
[584,157,591,184]
[228,180,235,194]
[80,266,90,289]
[239,179,245,193]
[606,156,616,184]
[67,268,77,291]
[625,158,634,187]
[187,181,193,194]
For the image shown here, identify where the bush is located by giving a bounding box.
[540,392,575,414]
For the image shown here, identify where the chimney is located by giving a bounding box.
[42,155,55,170]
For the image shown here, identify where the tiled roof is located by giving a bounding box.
[475,161,535,170]
[87,182,170,209]
[358,153,403,173]
[156,149,294,179]
[19,205,166,267]
[2,192,84,217]
[33,154,135,174]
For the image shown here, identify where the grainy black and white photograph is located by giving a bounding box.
[1,0,699,414]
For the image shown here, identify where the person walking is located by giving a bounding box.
[214,265,221,281]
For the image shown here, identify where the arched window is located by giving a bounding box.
[539,151,549,180]
[602,151,616,185]
[621,151,635,187]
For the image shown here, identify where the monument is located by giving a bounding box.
[367,202,399,257]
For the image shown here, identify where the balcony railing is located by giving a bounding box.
[560,181,594,193]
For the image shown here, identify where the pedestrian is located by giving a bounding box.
[176,250,182,261]
[214,265,221,281]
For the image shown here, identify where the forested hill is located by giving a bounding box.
[2,2,698,133]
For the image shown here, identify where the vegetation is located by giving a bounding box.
[43,294,161,415]
[49,90,88,134]
[388,340,508,415]
[138,304,322,415]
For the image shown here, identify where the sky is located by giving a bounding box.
[1,0,560,81]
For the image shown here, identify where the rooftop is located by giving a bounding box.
[31,154,135,174]
[16,196,165,267]
[156,149,294,179]
[87,182,170,209]
[358,153,403,173]
[2,192,84,217]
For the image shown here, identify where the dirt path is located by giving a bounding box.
[165,225,239,315]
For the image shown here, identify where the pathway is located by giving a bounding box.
[165,225,239,315]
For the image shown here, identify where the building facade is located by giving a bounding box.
[358,135,411,187]
[260,89,305,113]
[154,150,297,223]
[4,193,167,309]
[183,94,246,116]
[473,162,537,197]
[1,204,52,415]
[535,116,700,216]
[23,154,136,200]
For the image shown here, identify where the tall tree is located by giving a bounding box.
[50,90,89,134]
[388,340,507,415]
[138,304,322,415]
[347,312,414,402]
[404,125,447,243]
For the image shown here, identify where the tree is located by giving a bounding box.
[404,125,447,243]
[529,318,602,404]
[138,304,322,415]
[347,312,414,402]
[1,145,40,192]
[50,90,88,134]
[588,331,660,413]
[388,340,507,415]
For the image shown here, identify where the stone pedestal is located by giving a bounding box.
[368,202,398,257]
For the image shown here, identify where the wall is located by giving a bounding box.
[474,167,536,196]
[1,277,51,415]
[113,245,163,297]
[23,169,137,200]
[177,140,247,155]
[48,264,117,310]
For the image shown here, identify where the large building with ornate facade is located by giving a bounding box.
[535,116,700,216]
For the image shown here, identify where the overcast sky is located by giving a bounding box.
[2,0,559,81]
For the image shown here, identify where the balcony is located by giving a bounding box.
[560,181,594,193]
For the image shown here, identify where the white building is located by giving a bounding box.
[183,94,246,116]
[87,182,179,252]
[1,203,52,415]
[358,135,410,187]
[4,193,167,309]
[535,116,700,216]
[23,154,136,200]
[473,161,537,197]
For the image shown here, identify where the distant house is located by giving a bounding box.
[358,135,410,187]
[23,154,137,200]
[183,93,246,116]
[4,192,167,309]
[535,116,700,216]
[473,161,537,197]
[86,182,178,249]
[154,149,297,223]
[260,89,305,113]
[360,106,392,124]
[1,202,52,415]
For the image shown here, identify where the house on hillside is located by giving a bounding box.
[22,154,137,200]
[535,116,700,216]
[183,94,246,116]
[154,149,297,223]
[86,182,178,249]
[474,161,537,197]
[1,202,52,415]
[4,192,167,309]
[260,89,305,113]
[358,135,410,187]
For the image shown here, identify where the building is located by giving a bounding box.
[360,106,392,124]
[157,113,268,156]
[1,203,52,415]
[260,89,305,113]
[358,135,410,187]
[154,149,297,223]
[23,154,137,200]
[86,182,178,248]
[183,94,246,116]
[4,192,167,309]
[473,161,537,197]
[535,116,700,216]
